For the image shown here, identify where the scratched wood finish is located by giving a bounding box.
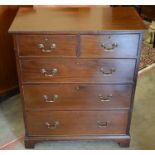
[20,59,136,84]
[16,35,77,57]
[80,34,139,58]
[23,84,133,110]
[26,110,129,136]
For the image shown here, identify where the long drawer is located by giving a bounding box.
[23,84,132,110]
[26,111,129,136]
[20,59,136,83]
[80,34,139,58]
[16,35,77,57]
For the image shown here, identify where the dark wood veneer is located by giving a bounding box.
[16,35,77,57]
[80,34,139,58]
[9,6,146,149]
[23,84,133,110]
[20,58,136,84]
[9,7,145,33]
[26,111,129,136]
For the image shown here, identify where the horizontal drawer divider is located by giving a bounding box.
[22,82,135,85]
[28,134,130,137]
[25,109,130,112]
[22,83,136,85]
[19,57,138,59]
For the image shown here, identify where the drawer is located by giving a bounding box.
[23,84,132,110]
[26,111,128,136]
[16,35,77,57]
[80,34,139,58]
[20,59,136,83]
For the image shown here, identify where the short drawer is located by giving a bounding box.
[80,34,139,58]
[23,84,132,110]
[26,111,128,136]
[16,35,77,57]
[20,58,136,83]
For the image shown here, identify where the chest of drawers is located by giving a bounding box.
[9,6,145,148]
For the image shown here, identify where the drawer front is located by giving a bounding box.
[20,59,136,83]
[16,35,77,57]
[80,34,139,58]
[23,84,132,110]
[26,111,128,136]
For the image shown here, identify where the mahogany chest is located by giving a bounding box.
[9,6,145,148]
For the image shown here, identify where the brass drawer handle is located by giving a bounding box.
[98,94,112,102]
[100,68,115,76]
[97,121,110,128]
[38,43,56,53]
[41,68,58,77]
[45,121,59,129]
[43,94,59,103]
[101,43,118,52]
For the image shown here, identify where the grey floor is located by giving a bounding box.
[0,67,155,149]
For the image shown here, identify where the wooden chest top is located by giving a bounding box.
[9,7,145,33]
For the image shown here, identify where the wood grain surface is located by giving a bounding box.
[9,6,145,148]
[20,58,136,84]
[16,35,77,57]
[9,7,145,33]
[23,84,133,110]
[26,110,129,136]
